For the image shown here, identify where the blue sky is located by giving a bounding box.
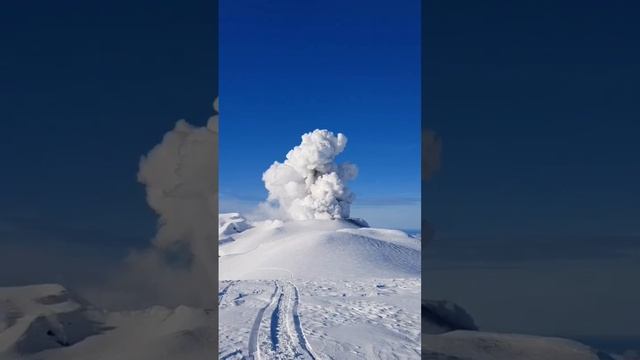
[219,0,421,230]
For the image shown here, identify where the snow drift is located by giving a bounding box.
[262,129,358,221]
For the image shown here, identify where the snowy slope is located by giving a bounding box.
[0,284,215,360]
[219,216,421,280]
[218,213,422,359]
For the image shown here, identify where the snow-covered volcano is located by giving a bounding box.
[219,215,421,280]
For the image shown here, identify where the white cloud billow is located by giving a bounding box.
[262,129,357,220]
[90,99,219,309]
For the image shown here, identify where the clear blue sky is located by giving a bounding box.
[219,0,421,230]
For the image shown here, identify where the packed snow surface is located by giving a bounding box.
[219,279,421,359]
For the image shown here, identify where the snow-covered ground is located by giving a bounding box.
[0,284,216,360]
[219,213,629,360]
[219,278,421,359]
[0,211,628,359]
[218,214,422,359]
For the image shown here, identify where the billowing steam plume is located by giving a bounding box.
[88,99,219,309]
[262,129,357,220]
[136,98,218,284]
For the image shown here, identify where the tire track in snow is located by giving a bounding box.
[248,280,280,360]
[290,282,318,359]
[269,290,284,351]
[259,281,317,359]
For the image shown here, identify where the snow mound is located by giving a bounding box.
[219,213,251,242]
[218,215,420,280]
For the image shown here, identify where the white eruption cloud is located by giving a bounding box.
[88,100,218,309]
[136,98,218,279]
[262,129,357,220]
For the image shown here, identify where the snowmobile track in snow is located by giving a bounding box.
[247,280,280,360]
[254,280,317,359]
[290,282,318,359]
